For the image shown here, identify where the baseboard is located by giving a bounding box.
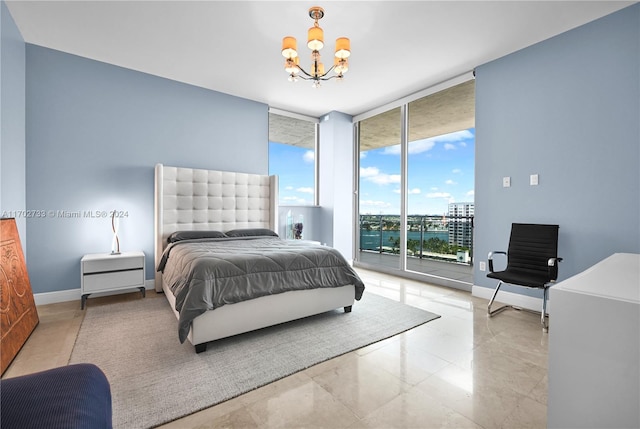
[34,279,156,306]
[472,284,552,314]
[34,288,81,306]
[36,280,548,312]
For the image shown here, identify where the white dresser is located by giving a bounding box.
[548,253,640,429]
[81,251,146,309]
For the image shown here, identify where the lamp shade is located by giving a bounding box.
[307,26,324,51]
[334,37,351,59]
[282,36,298,58]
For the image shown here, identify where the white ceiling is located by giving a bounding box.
[6,1,635,118]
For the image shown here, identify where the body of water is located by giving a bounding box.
[360,230,449,250]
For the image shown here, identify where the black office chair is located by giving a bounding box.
[487,223,562,332]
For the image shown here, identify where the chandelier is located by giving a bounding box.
[281,6,351,87]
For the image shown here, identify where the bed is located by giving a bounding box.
[154,164,365,353]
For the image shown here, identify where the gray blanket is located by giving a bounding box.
[158,237,365,343]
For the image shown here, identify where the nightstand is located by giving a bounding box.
[80,251,146,309]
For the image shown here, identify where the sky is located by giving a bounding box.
[269,127,475,214]
[269,142,316,206]
[360,128,475,215]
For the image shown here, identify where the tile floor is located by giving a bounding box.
[3,268,549,428]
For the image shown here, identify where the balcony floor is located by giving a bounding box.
[357,251,473,287]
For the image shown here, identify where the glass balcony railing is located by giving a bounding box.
[359,214,474,265]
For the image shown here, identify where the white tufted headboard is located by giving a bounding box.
[154,164,278,292]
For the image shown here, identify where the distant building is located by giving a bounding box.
[448,203,474,248]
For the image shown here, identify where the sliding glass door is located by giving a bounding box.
[358,107,402,270]
[355,78,475,287]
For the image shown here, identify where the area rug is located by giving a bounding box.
[69,292,440,428]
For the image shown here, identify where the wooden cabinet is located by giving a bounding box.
[0,218,39,375]
[81,251,146,309]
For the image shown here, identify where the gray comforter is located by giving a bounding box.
[157,237,365,343]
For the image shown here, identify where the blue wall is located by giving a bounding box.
[474,4,640,295]
[11,2,640,300]
[0,1,26,251]
[25,45,268,294]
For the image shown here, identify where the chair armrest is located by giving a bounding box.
[547,257,563,280]
[0,363,112,429]
[488,251,506,272]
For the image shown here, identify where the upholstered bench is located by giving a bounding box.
[0,363,112,429]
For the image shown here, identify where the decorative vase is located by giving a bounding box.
[293,214,304,239]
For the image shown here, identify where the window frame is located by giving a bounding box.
[352,72,476,281]
[268,108,320,206]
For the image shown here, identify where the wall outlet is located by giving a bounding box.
[479,261,486,271]
[502,176,511,187]
[530,174,539,186]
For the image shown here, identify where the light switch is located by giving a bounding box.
[503,176,511,187]
[530,174,539,186]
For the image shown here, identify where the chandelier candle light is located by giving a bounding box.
[282,6,350,87]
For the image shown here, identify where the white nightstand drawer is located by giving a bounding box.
[83,268,144,293]
[81,251,146,309]
[83,254,144,274]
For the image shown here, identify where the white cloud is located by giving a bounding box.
[445,179,457,185]
[432,129,473,143]
[394,188,421,194]
[382,145,400,155]
[285,186,294,190]
[361,166,400,185]
[360,200,391,207]
[283,196,308,204]
[303,150,314,163]
[359,200,392,213]
[368,174,401,185]
[360,152,367,159]
[408,140,436,154]
[360,166,380,177]
[426,192,452,199]
[296,187,314,194]
[383,140,436,155]
[452,168,462,174]
[380,129,472,156]
[466,190,475,197]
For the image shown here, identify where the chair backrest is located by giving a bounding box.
[507,223,560,280]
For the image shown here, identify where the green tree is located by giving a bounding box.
[406,239,420,255]
[388,236,400,254]
[423,237,448,253]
